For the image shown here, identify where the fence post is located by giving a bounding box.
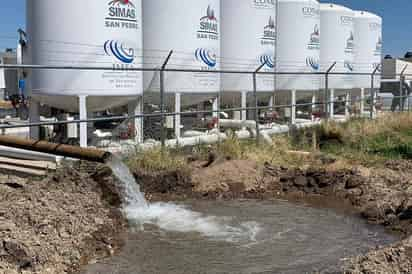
[400,65,408,112]
[159,50,173,149]
[370,64,380,119]
[253,62,266,145]
[325,62,337,120]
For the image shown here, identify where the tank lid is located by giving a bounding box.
[320,3,353,12]
[354,10,382,20]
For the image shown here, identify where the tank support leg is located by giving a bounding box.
[175,93,181,139]
[241,91,247,121]
[360,88,365,116]
[29,99,40,140]
[291,89,296,125]
[79,95,88,148]
[311,92,316,121]
[329,89,335,119]
[345,91,351,118]
[128,97,143,143]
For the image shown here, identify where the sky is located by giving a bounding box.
[0,0,410,57]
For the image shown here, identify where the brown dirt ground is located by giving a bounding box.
[0,163,125,274]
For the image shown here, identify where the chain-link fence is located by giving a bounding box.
[0,63,411,150]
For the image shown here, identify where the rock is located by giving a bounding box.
[361,205,382,221]
[347,188,363,197]
[2,240,32,269]
[294,176,307,187]
[345,178,364,189]
[0,220,16,231]
[399,199,412,220]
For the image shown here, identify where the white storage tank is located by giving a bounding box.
[276,0,320,91]
[353,11,382,88]
[320,3,355,89]
[221,0,276,93]
[26,0,143,112]
[143,0,220,102]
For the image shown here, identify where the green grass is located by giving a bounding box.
[310,113,412,165]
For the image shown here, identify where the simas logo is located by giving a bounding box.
[302,7,320,17]
[197,5,219,40]
[253,0,275,9]
[306,57,320,71]
[105,0,138,30]
[195,48,217,69]
[307,24,320,50]
[344,61,354,72]
[261,16,276,46]
[104,40,135,64]
[345,31,354,53]
[259,54,275,69]
[375,36,382,56]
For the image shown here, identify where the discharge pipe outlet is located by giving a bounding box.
[0,135,111,163]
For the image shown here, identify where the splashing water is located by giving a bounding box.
[106,156,260,242]
[106,156,148,208]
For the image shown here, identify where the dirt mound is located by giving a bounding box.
[192,160,265,197]
[0,164,125,274]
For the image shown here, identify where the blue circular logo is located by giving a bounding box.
[260,55,275,69]
[306,57,320,71]
[195,48,217,68]
[104,40,135,64]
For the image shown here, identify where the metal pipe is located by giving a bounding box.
[253,62,266,145]
[160,50,173,149]
[325,62,337,119]
[370,64,380,119]
[0,135,111,163]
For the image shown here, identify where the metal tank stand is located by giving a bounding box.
[174,93,181,139]
[79,95,88,148]
[128,97,144,143]
[360,88,365,115]
[345,91,351,118]
[311,92,316,121]
[241,91,247,121]
[329,89,335,119]
[291,89,296,125]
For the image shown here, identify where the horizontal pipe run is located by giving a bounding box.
[0,95,378,130]
[0,136,111,163]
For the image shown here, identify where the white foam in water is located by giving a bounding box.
[106,156,261,242]
[125,203,261,242]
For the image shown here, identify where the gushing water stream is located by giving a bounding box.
[106,156,260,242]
